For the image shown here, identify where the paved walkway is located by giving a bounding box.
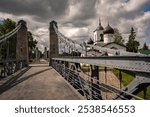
[0,61,81,100]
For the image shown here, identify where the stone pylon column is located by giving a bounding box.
[16,20,29,66]
[49,21,59,66]
[44,47,47,60]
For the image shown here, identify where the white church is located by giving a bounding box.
[86,20,126,56]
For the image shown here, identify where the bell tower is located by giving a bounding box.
[93,19,104,44]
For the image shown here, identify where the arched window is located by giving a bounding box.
[111,47,117,50]
[100,34,103,41]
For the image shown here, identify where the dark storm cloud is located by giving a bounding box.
[0,0,69,21]
[0,0,149,51]
[61,0,97,27]
[0,0,97,27]
[72,0,97,20]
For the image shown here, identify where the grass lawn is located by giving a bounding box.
[112,69,150,99]
[112,69,134,86]
[137,86,150,99]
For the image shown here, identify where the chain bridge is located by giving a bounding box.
[0,20,150,100]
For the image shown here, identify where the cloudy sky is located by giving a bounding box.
[0,0,150,52]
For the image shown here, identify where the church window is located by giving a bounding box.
[100,34,103,41]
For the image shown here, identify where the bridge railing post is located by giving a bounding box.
[90,65,102,99]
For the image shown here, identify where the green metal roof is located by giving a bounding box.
[139,49,150,55]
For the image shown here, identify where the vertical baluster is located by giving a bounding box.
[104,67,107,99]
[118,70,122,89]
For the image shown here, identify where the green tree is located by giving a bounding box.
[0,18,37,60]
[126,27,139,53]
[142,42,149,50]
[0,18,17,59]
[113,28,124,45]
[0,18,16,34]
[28,31,38,60]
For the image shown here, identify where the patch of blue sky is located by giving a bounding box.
[144,4,150,12]
[0,18,4,24]
[146,25,150,44]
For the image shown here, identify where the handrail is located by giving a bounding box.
[52,60,144,100]
[52,56,150,73]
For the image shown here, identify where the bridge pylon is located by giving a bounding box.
[49,21,59,66]
[16,20,29,66]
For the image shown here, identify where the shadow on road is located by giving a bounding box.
[0,67,52,95]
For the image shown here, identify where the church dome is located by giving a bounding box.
[94,20,104,32]
[96,23,104,30]
[104,24,114,34]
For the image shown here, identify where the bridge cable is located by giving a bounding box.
[0,24,21,44]
[53,24,84,54]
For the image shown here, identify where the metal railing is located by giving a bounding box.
[0,21,27,79]
[52,59,143,100]
[0,59,26,78]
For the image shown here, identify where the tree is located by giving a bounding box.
[0,18,17,59]
[142,42,149,50]
[28,31,38,60]
[0,18,38,60]
[126,27,139,53]
[113,28,124,45]
[0,18,16,34]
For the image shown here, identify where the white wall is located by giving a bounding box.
[104,34,114,43]
[94,30,104,43]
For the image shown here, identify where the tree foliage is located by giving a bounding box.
[28,31,38,59]
[0,18,16,35]
[0,18,38,60]
[0,18,17,59]
[142,42,149,50]
[113,28,124,45]
[126,27,139,53]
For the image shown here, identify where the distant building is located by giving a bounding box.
[43,47,48,60]
[86,19,126,56]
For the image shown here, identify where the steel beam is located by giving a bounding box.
[52,56,150,73]
[114,73,150,100]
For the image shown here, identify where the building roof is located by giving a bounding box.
[103,24,114,34]
[102,42,126,48]
[94,42,106,46]
[139,49,150,55]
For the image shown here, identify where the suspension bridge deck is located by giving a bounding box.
[0,60,81,100]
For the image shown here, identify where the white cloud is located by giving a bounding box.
[0,0,150,51]
[89,0,150,48]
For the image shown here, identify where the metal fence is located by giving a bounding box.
[52,59,143,100]
[0,59,26,78]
